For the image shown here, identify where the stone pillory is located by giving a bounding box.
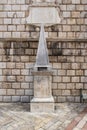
[31,24,54,112]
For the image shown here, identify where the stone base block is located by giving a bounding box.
[30,97,54,112]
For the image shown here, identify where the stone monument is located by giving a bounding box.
[31,24,54,112]
[26,0,61,112]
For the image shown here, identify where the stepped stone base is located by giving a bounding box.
[30,97,54,112]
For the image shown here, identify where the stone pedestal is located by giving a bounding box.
[31,71,54,112]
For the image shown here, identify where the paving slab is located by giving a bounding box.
[0,103,87,130]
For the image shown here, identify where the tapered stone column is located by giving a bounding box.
[31,24,54,112]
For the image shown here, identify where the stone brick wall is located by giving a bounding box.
[0,0,87,102]
[0,0,86,39]
[0,41,87,103]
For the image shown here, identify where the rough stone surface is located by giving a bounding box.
[0,103,87,130]
[0,0,86,103]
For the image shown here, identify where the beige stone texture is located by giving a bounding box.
[63,77,70,83]
[12,83,20,89]
[71,77,79,83]
[7,89,15,96]
[31,102,54,112]
[62,90,70,96]
[67,70,75,76]
[0,0,86,103]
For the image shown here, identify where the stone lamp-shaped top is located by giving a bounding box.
[26,0,61,26]
[35,24,50,70]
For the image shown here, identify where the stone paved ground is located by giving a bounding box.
[0,103,87,130]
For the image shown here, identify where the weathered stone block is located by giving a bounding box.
[0,12,7,18]
[67,19,76,24]
[57,96,66,102]
[60,5,66,10]
[63,12,70,18]
[76,5,84,10]
[4,19,11,24]
[8,25,16,31]
[21,69,29,75]
[82,0,87,4]
[62,90,70,96]
[12,96,20,102]
[58,70,66,76]
[53,76,62,83]
[67,83,75,89]
[72,26,80,31]
[12,5,20,10]
[0,63,6,68]
[0,32,3,38]
[75,96,80,102]
[63,77,70,83]
[66,96,75,102]
[12,69,20,75]
[21,56,29,62]
[7,89,15,95]
[72,63,80,69]
[52,83,57,89]
[0,69,2,75]
[16,63,24,69]
[58,83,66,89]
[7,76,16,82]
[67,56,75,62]
[7,62,15,68]
[76,70,84,76]
[53,63,61,69]
[72,0,80,4]
[67,5,75,11]
[76,56,84,62]
[0,0,7,4]
[62,63,71,69]
[76,83,83,89]
[76,19,84,24]
[17,76,24,82]
[0,89,6,95]
[67,70,75,76]
[53,90,61,96]
[3,96,12,102]
[2,83,12,89]
[0,96,3,101]
[21,83,29,88]
[48,32,58,37]
[17,25,25,31]
[63,0,72,4]
[81,77,87,83]
[31,102,54,112]
[0,5,3,11]
[58,32,67,39]
[63,25,71,31]
[81,63,87,69]
[12,83,20,88]
[21,96,30,103]
[25,76,33,82]
[71,77,79,82]
[16,89,24,96]
[12,32,20,38]
[25,89,33,96]
[71,90,79,96]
